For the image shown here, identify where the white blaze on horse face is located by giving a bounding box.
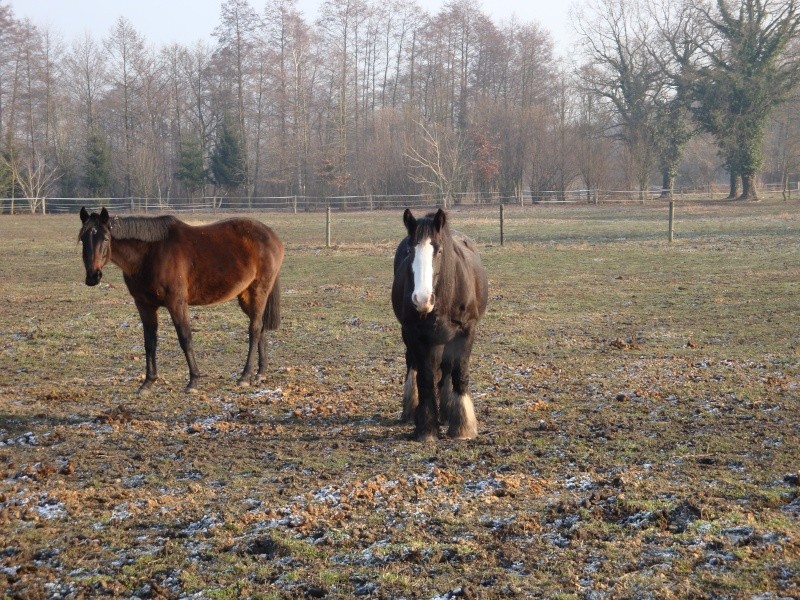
[411,237,435,313]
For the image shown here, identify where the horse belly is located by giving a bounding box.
[188,265,256,306]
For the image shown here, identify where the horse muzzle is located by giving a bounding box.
[412,291,435,314]
[85,270,103,286]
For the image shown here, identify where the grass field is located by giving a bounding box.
[1,199,798,599]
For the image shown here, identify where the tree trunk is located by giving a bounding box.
[739,173,758,200]
[727,171,739,199]
[782,171,789,201]
[660,169,674,199]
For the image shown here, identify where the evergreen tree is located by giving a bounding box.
[0,153,12,196]
[85,129,112,198]
[176,138,207,199]
[0,152,13,214]
[210,118,246,194]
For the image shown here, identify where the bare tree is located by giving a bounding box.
[575,0,667,199]
[12,0,798,208]
[3,152,60,213]
[765,92,800,199]
[406,118,467,206]
[574,64,615,201]
[0,4,21,157]
[214,0,261,199]
[316,0,372,195]
[63,32,108,198]
[104,17,147,202]
[263,0,313,195]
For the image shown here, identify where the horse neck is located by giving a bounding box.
[109,237,148,276]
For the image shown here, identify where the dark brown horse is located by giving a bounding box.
[79,207,284,394]
[391,208,488,441]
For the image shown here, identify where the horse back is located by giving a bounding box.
[162,218,283,306]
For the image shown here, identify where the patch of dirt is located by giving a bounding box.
[1,205,799,598]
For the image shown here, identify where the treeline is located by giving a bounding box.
[1,0,799,212]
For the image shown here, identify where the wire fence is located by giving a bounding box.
[2,184,783,215]
[3,186,796,249]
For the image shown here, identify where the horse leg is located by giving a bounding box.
[412,344,441,442]
[256,277,281,381]
[438,348,454,427]
[447,331,478,440]
[167,301,201,392]
[256,330,269,383]
[401,349,417,423]
[237,288,267,386]
[135,301,158,395]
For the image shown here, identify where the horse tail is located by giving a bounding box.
[264,276,281,330]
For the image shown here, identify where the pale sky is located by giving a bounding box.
[7,0,575,56]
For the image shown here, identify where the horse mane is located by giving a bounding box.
[109,215,178,242]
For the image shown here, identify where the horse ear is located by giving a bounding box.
[433,208,447,231]
[80,207,89,223]
[403,208,416,235]
[100,207,109,224]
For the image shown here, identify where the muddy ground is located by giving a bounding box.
[0,201,798,599]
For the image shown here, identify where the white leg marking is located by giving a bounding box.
[447,393,478,440]
[401,368,418,422]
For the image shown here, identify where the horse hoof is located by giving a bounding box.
[237,379,251,388]
[447,423,478,440]
[138,386,152,396]
[185,385,199,395]
[448,431,477,441]
[412,430,438,443]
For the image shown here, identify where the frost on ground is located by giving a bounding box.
[1,205,799,598]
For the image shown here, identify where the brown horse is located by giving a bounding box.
[391,209,488,442]
[79,207,284,394]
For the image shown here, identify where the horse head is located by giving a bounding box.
[403,208,448,314]
[79,207,112,286]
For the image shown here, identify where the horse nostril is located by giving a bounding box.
[85,271,102,286]
[412,291,434,311]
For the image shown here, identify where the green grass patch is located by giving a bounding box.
[0,200,798,598]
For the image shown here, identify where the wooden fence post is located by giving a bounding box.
[326,205,331,248]
[668,201,675,242]
[500,203,505,246]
